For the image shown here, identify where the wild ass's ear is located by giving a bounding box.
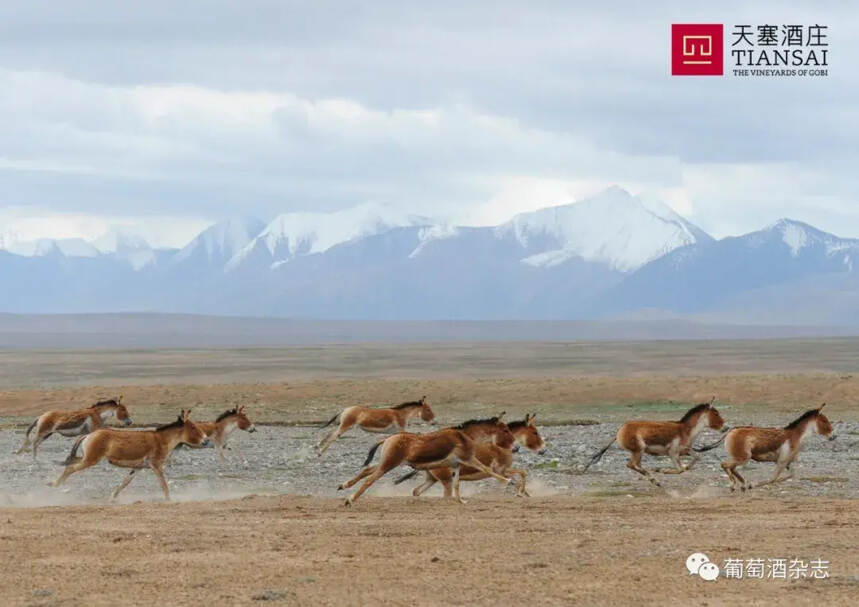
[529,413,537,426]
[818,403,826,411]
[117,395,123,404]
[497,411,506,421]
[709,395,716,405]
[421,395,427,404]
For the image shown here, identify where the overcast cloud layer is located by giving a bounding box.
[0,1,856,247]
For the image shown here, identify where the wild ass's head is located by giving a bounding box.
[394,396,435,424]
[216,405,257,433]
[680,397,725,435]
[158,409,209,448]
[418,396,435,423]
[93,395,133,426]
[508,413,546,454]
[786,403,835,441]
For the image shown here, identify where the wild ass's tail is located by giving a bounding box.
[24,418,38,440]
[15,417,40,454]
[320,411,340,429]
[62,435,86,465]
[583,438,616,472]
[363,439,385,466]
[693,430,730,453]
[394,469,420,485]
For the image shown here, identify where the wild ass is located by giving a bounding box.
[337,423,514,505]
[584,398,726,487]
[17,397,133,458]
[696,404,835,491]
[195,405,257,463]
[398,413,547,497]
[317,396,435,455]
[53,409,209,501]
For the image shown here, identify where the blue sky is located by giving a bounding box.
[0,1,856,247]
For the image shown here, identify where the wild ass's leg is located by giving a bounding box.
[16,419,39,454]
[656,442,696,474]
[721,460,739,491]
[506,467,529,497]
[750,455,794,490]
[626,450,662,487]
[214,438,227,464]
[338,465,376,491]
[461,456,511,485]
[344,462,396,506]
[53,456,96,487]
[150,462,171,501]
[112,470,138,501]
[452,465,465,504]
[31,432,54,460]
[318,418,355,455]
[412,472,439,497]
[229,442,249,465]
[15,436,30,454]
[730,463,749,492]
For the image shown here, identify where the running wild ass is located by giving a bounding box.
[53,409,209,501]
[584,398,726,487]
[196,405,257,463]
[696,403,834,491]
[317,396,435,455]
[17,397,133,458]
[399,413,547,497]
[338,422,514,505]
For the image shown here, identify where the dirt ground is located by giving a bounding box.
[1,342,857,605]
[0,495,855,606]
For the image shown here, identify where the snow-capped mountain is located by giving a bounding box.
[2,187,858,323]
[593,217,859,322]
[173,216,265,269]
[496,186,712,271]
[226,203,430,271]
[1,237,99,258]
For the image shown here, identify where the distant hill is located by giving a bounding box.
[1,187,857,323]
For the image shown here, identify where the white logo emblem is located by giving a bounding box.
[686,552,720,581]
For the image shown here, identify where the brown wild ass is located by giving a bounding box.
[317,396,435,455]
[584,398,726,487]
[17,397,133,458]
[195,405,257,463]
[696,404,835,491]
[337,423,514,505]
[53,409,209,501]
[398,413,547,497]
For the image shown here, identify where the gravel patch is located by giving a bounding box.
[1,420,856,506]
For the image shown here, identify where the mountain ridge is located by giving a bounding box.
[1,188,856,323]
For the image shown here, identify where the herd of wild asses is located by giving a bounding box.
[14,395,837,505]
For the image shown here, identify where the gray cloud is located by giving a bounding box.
[0,0,856,243]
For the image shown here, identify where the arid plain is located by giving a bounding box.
[1,340,858,605]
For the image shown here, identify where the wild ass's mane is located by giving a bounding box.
[155,416,185,432]
[391,400,423,410]
[216,407,239,422]
[785,408,820,430]
[679,403,711,423]
[506,420,527,430]
[452,416,501,429]
[90,398,120,408]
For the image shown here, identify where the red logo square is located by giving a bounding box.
[671,24,723,76]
